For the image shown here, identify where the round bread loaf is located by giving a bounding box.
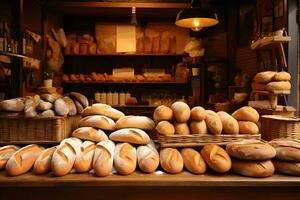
[226,139,276,160]
[231,159,274,177]
[153,105,173,123]
[232,106,259,123]
[189,121,207,135]
[79,115,116,131]
[190,106,206,121]
[54,98,69,116]
[217,111,239,135]
[82,103,125,120]
[109,128,150,145]
[269,138,300,161]
[160,148,184,174]
[273,160,300,176]
[266,81,291,91]
[238,121,259,135]
[251,82,267,91]
[137,142,159,173]
[254,71,277,83]
[201,144,231,173]
[273,71,291,81]
[181,148,206,174]
[72,127,108,142]
[171,102,191,123]
[174,123,190,135]
[205,110,223,135]
[156,121,175,135]
[115,116,155,130]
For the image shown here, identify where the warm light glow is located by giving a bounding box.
[193,19,200,27]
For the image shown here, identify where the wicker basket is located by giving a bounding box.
[158,134,261,148]
[261,115,300,141]
[0,115,81,145]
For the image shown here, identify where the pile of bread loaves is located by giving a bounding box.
[252,71,291,91]
[0,92,88,117]
[155,102,260,135]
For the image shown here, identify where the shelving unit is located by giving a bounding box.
[62,81,189,85]
[64,53,186,57]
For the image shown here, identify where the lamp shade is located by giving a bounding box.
[175,7,219,31]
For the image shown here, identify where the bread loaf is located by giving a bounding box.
[226,139,276,160]
[0,145,19,170]
[109,128,150,145]
[201,144,231,173]
[174,123,190,135]
[254,71,277,83]
[93,140,115,177]
[232,106,259,123]
[54,98,69,116]
[189,121,207,134]
[82,103,125,120]
[79,115,116,131]
[24,97,38,118]
[37,100,53,111]
[181,148,206,174]
[205,110,223,135]
[190,106,206,121]
[0,98,24,112]
[40,94,58,103]
[33,147,56,174]
[153,105,173,123]
[40,110,55,117]
[137,141,159,173]
[115,116,155,130]
[171,102,190,123]
[70,92,89,108]
[238,121,259,135]
[217,111,239,135]
[160,148,183,174]
[269,138,300,161]
[63,96,77,116]
[266,81,291,91]
[72,127,108,142]
[251,82,266,91]
[114,143,137,175]
[156,121,175,135]
[273,160,300,176]
[74,141,95,173]
[231,160,274,177]
[6,144,44,176]
[273,71,291,81]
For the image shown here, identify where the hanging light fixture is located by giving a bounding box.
[175,0,219,31]
[130,7,137,25]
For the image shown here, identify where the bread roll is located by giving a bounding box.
[74,141,95,173]
[72,127,108,142]
[190,106,206,121]
[181,148,206,174]
[273,71,291,81]
[54,98,69,116]
[226,139,276,160]
[174,123,190,135]
[160,148,183,174]
[189,121,207,134]
[266,81,291,91]
[93,140,115,177]
[153,105,173,123]
[115,116,155,130]
[40,110,56,117]
[0,98,24,112]
[82,103,125,120]
[254,71,277,83]
[238,121,259,135]
[40,94,58,103]
[217,111,239,135]
[251,82,267,91]
[74,100,84,114]
[171,102,190,123]
[156,121,175,135]
[33,147,56,174]
[109,128,150,145]
[0,145,19,170]
[37,100,53,111]
[63,96,77,116]
[137,141,159,173]
[205,110,223,135]
[269,138,300,161]
[232,106,259,123]
[70,92,89,108]
[79,115,115,131]
[114,143,137,175]
[6,144,44,176]
[231,160,274,177]
[273,160,300,176]
[24,97,38,118]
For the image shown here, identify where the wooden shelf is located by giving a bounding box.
[63,81,189,85]
[252,90,291,95]
[64,53,186,57]
[0,51,39,61]
[251,36,291,50]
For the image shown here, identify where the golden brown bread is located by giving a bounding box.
[70,92,89,108]
[82,103,125,120]
[273,71,291,81]
[0,98,24,112]
[266,81,291,91]
[231,159,274,177]
[115,116,155,130]
[190,106,206,121]
[181,148,206,174]
[137,141,159,173]
[153,105,173,123]
[232,106,259,123]
[33,147,56,174]
[72,127,108,142]
[174,123,190,135]
[79,115,116,131]
[205,110,223,135]
[273,160,300,176]
[74,141,95,173]
[63,96,77,116]
[109,128,150,145]
[189,121,207,135]
[93,140,115,177]
[160,148,183,174]
[254,71,277,83]
[269,138,300,161]
[0,145,19,170]
[171,102,191,123]
[238,121,259,135]
[156,121,175,135]
[217,111,239,135]
[114,143,137,175]
[251,82,267,91]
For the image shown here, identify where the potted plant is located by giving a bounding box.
[43,69,53,88]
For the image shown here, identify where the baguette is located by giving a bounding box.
[0,145,19,170]
[54,98,69,116]
[273,160,300,176]
[74,100,84,114]
[153,105,173,123]
[115,116,155,130]
[181,148,206,174]
[156,121,175,135]
[190,106,206,121]
[70,92,89,108]
[63,96,77,116]
[137,141,159,173]
[238,121,259,135]
[79,115,116,131]
[269,138,300,161]
[217,111,239,135]
[114,143,137,175]
[254,71,277,83]
[189,121,207,134]
[205,110,223,135]
[160,148,183,174]
[109,128,150,145]
[171,102,190,123]
[74,141,95,173]
[232,106,259,123]
[0,98,24,112]
[33,147,56,174]
[174,123,190,135]
[72,127,108,142]
[82,103,124,120]
[231,159,274,177]
[93,140,115,177]
[273,71,291,81]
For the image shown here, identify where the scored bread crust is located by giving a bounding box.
[0,145,19,170]
[82,103,125,120]
[115,116,155,130]
[74,141,95,173]
[109,128,150,145]
[93,140,115,177]
[156,121,175,135]
[205,110,223,135]
[231,159,274,177]
[79,115,116,131]
[269,138,300,161]
[273,160,300,176]
[114,143,137,175]
[137,142,159,173]
[181,148,206,174]
[217,111,239,135]
[72,127,108,142]
[33,147,56,174]
[160,148,183,174]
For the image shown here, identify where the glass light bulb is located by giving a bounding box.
[191,26,202,31]
[193,19,200,27]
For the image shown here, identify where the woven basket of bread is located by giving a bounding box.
[261,115,300,140]
[0,115,81,145]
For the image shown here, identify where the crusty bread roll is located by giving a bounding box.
[24,97,38,118]
[63,96,77,116]
[269,138,300,161]
[160,148,183,174]
[153,105,173,123]
[70,92,89,108]
[137,141,159,173]
[181,148,206,174]
[238,121,259,135]
[74,141,95,173]
[251,82,267,91]
[189,121,207,135]
[0,145,19,170]
[156,121,175,135]
[266,81,291,91]
[171,102,191,123]
[33,147,56,174]
[254,71,277,83]
[6,144,44,176]
[93,140,115,177]
[79,115,116,131]
[201,144,231,173]
[54,98,69,116]
[114,143,137,175]
[40,110,56,117]
[82,103,125,120]
[231,160,274,177]
[37,100,53,111]
[72,127,108,142]
[0,98,24,112]
[226,139,276,160]
[217,111,239,135]
[273,71,291,81]
[205,110,223,135]
[109,128,150,145]
[74,100,84,114]
[273,160,300,176]
[115,116,155,130]
[232,106,259,123]
[190,106,206,121]
[174,123,190,135]
[40,94,58,103]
